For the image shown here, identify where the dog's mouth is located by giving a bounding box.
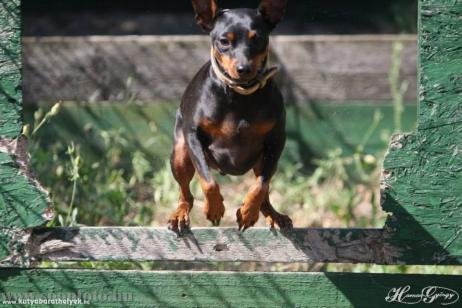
[223,68,259,84]
[215,59,267,85]
[211,46,270,86]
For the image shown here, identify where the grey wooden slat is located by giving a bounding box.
[22,35,417,104]
[26,227,401,264]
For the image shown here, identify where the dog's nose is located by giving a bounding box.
[236,65,252,76]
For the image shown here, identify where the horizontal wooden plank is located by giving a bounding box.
[1,269,461,307]
[22,34,417,104]
[0,223,448,266]
[24,227,400,264]
[22,226,460,265]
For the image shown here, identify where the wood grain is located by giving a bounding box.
[5,225,460,266]
[21,227,397,264]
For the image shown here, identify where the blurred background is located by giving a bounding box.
[23,0,418,235]
[23,0,417,35]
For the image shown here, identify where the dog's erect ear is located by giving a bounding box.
[191,0,218,32]
[258,0,287,28]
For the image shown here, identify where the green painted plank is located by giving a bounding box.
[0,0,51,230]
[0,269,461,307]
[0,232,12,261]
[0,0,22,139]
[381,0,462,264]
[0,151,50,228]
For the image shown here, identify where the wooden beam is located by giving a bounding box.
[1,269,461,307]
[2,226,457,266]
[12,227,395,265]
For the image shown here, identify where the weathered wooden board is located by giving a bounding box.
[1,269,461,307]
[4,226,461,266]
[22,35,417,104]
[381,0,462,265]
[0,0,51,241]
[23,227,397,265]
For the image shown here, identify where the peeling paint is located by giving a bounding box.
[0,137,52,207]
[0,228,30,266]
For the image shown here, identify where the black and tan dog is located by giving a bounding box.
[169,0,292,232]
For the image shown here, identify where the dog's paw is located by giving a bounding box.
[236,205,259,231]
[204,200,225,226]
[267,213,293,230]
[168,205,190,233]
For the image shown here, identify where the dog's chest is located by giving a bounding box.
[199,115,274,139]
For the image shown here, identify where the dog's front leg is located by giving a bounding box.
[185,129,225,225]
[237,119,286,231]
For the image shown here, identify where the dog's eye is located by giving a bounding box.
[219,39,230,47]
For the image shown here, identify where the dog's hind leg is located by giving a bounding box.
[169,112,195,232]
[250,155,293,230]
[237,120,289,230]
[260,195,293,230]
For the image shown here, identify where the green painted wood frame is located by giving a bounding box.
[0,0,461,306]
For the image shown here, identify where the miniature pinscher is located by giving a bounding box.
[169,0,292,232]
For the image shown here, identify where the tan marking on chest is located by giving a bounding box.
[199,118,275,139]
[251,121,275,135]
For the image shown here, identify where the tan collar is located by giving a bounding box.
[210,48,279,96]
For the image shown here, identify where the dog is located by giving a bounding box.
[169,0,292,232]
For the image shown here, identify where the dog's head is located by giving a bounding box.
[192,0,287,82]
